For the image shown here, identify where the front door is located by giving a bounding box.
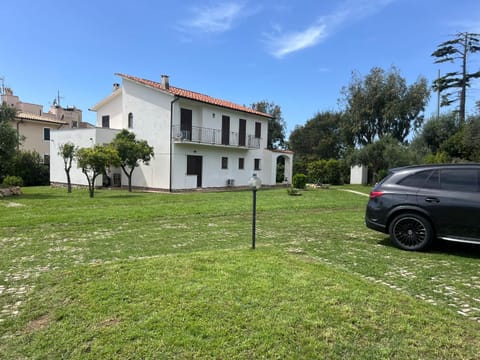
[187,155,202,187]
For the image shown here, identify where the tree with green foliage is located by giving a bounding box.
[10,150,50,186]
[341,66,430,145]
[461,115,480,161]
[0,103,19,182]
[415,112,462,154]
[432,32,480,123]
[289,111,348,160]
[111,129,154,192]
[349,135,416,183]
[76,145,120,198]
[251,100,286,149]
[59,142,77,193]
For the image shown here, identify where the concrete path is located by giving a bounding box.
[339,189,369,197]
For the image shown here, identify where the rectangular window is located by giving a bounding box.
[254,158,261,171]
[102,115,110,128]
[43,154,50,165]
[238,158,244,170]
[221,157,228,169]
[255,122,261,138]
[222,115,230,145]
[239,119,246,146]
[43,128,50,141]
[72,121,78,128]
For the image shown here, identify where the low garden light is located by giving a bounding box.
[248,173,262,249]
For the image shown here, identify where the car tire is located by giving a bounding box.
[389,213,433,251]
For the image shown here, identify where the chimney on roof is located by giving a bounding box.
[113,83,120,92]
[161,75,169,90]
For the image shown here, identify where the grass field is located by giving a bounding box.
[1,186,480,359]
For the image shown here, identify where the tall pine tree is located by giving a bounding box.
[432,32,480,122]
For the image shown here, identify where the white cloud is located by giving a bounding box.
[268,24,328,58]
[181,2,247,34]
[266,0,396,58]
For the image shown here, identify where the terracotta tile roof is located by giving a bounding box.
[16,112,66,126]
[115,73,273,119]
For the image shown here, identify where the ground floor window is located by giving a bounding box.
[238,157,244,169]
[221,157,228,169]
[254,158,261,170]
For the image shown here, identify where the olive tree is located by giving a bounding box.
[76,145,119,198]
[58,142,77,193]
[110,129,154,192]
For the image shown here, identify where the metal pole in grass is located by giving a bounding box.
[248,173,262,249]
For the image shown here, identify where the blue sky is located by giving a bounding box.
[1,0,479,135]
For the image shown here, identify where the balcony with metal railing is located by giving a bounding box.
[172,125,260,149]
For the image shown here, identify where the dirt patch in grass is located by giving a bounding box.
[24,314,52,333]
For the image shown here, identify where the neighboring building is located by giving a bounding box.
[1,88,90,164]
[50,73,293,191]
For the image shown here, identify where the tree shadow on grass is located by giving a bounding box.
[377,237,480,259]
[16,190,143,200]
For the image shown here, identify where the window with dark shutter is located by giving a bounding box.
[102,115,110,128]
[43,128,50,141]
[239,119,246,146]
[255,122,261,138]
[221,157,228,169]
[254,158,261,170]
[222,116,230,145]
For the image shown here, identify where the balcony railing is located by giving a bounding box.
[172,125,260,149]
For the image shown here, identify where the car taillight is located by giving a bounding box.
[369,191,384,199]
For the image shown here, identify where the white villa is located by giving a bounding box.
[50,73,293,191]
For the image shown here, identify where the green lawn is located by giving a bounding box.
[1,186,480,359]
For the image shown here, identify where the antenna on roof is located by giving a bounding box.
[54,90,64,107]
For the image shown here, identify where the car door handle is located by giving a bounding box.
[424,197,440,203]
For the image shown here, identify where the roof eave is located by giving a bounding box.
[89,88,122,112]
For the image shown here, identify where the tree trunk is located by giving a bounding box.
[66,171,72,193]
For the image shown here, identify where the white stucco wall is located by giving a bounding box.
[95,91,123,129]
[50,76,290,191]
[50,128,119,187]
[120,80,173,189]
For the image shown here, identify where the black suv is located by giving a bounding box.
[366,164,480,251]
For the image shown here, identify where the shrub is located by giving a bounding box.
[307,160,327,184]
[3,175,23,187]
[292,173,307,189]
[307,159,348,185]
[10,151,49,186]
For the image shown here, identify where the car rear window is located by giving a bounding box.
[398,170,433,188]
